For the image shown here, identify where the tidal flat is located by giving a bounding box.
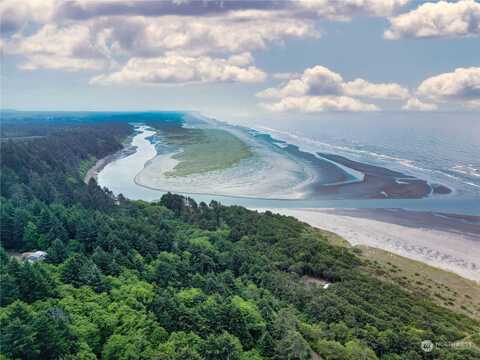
[135,120,314,199]
[129,115,452,201]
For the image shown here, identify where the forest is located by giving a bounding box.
[0,115,479,359]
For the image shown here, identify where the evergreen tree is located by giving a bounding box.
[0,302,40,359]
[46,238,68,264]
[23,221,41,251]
[202,332,243,360]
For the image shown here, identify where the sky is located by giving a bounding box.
[1,0,480,119]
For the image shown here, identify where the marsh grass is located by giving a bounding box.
[163,128,253,177]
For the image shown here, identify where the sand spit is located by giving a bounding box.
[135,124,317,199]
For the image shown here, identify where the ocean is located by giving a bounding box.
[93,112,480,215]
[234,111,480,199]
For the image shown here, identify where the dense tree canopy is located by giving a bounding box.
[1,118,479,359]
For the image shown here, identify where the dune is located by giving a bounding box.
[255,207,480,282]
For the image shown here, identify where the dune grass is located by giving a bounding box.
[307,227,480,321]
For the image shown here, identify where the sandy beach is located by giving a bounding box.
[255,208,480,282]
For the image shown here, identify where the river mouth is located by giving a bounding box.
[96,117,478,215]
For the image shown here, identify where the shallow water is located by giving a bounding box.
[97,122,480,215]
[238,112,480,198]
[97,125,157,197]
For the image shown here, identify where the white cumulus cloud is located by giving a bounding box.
[297,0,410,20]
[90,53,266,85]
[257,65,409,100]
[417,67,480,101]
[258,65,411,112]
[6,24,109,71]
[261,95,379,112]
[385,0,480,39]
[344,78,409,99]
[402,97,438,111]
[0,0,57,35]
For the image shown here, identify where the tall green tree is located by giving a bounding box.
[47,238,68,264]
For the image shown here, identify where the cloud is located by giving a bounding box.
[385,0,480,39]
[261,95,379,112]
[54,0,289,20]
[296,0,410,20]
[2,11,318,74]
[402,97,438,111]
[99,13,318,57]
[0,0,413,84]
[417,67,480,101]
[465,99,480,109]
[257,66,344,98]
[6,24,109,71]
[1,1,319,78]
[258,65,412,112]
[90,53,266,85]
[343,78,409,99]
[0,0,56,36]
[54,0,409,21]
[273,72,300,80]
[257,65,409,100]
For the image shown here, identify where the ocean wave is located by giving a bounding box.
[256,126,412,164]
[253,125,480,192]
[254,126,365,182]
[450,164,480,178]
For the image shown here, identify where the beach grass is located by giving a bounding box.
[359,246,480,320]
[307,227,480,321]
[164,128,253,177]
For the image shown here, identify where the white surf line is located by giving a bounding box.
[253,125,365,185]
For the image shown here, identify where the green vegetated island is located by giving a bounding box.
[1,115,479,360]
[153,123,253,177]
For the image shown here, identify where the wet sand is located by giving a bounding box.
[236,130,451,200]
[310,153,451,199]
[133,121,452,200]
[256,207,480,282]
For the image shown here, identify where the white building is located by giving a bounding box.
[21,251,47,263]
